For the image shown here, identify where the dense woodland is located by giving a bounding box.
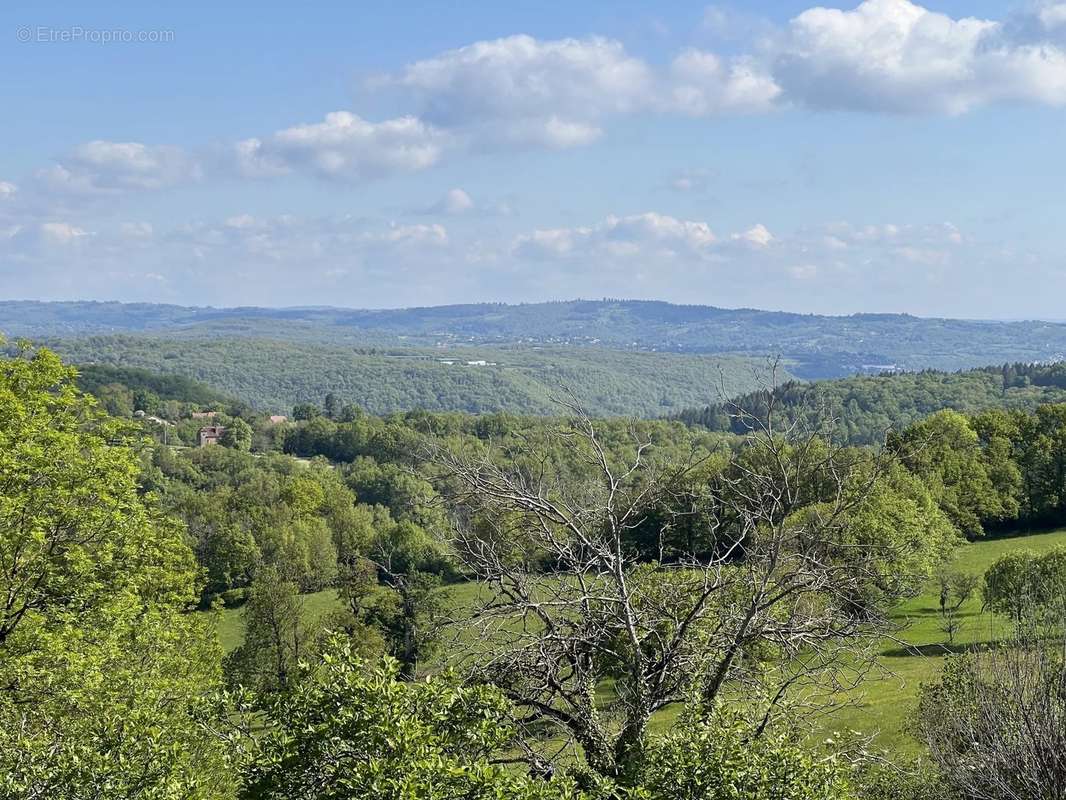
[37,335,780,417]
[677,362,1066,444]
[10,343,1066,798]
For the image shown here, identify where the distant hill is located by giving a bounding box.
[5,299,1066,378]
[41,336,784,418]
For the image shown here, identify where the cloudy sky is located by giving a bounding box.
[3,0,1066,317]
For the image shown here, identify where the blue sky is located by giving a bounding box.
[2,0,1065,317]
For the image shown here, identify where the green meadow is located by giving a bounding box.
[211,528,1066,755]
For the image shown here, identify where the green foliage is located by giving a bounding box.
[225,566,319,695]
[983,545,1066,623]
[679,365,1066,446]
[916,641,1066,800]
[0,600,235,800]
[152,448,361,596]
[240,636,582,800]
[634,703,853,800]
[12,299,1066,379]
[0,343,233,799]
[221,418,254,450]
[74,363,233,410]
[0,344,195,641]
[891,410,1012,538]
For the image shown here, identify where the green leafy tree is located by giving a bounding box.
[0,343,233,798]
[983,546,1066,625]
[324,392,340,420]
[917,637,1066,800]
[0,601,235,800]
[635,702,852,800]
[239,636,584,800]
[225,565,318,694]
[292,402,321,421]
[891,409,1010,538]
[221,417,254,451]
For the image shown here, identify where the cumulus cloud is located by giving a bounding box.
[234,112,451,181]
[731,223,774,247]
[372,34,779,150]
[513,212,723,261]
[17,1,1066,198]
[774,0,1066,113]
[0,181,17,197]
[665,49,781,115]
[373,35,652,147]
[36,141,201,195]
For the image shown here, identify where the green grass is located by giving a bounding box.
[811,527,1066,754]
[214,588,345,653]
[210,528,1066,757]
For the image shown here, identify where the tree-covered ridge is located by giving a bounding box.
[75,363,235,408]
[6,298,1066,377]
[39,335,785,417]
[675,362,1066,445]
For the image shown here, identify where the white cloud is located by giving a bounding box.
[0,181,17,197]
[235,112,451,181]
[37,141,201,195]
[379,222,449,245]
[513,211,721,261]
[40,222,91,244]
[665,49,780,115]
[666,167,715,193]
[788,264,819,280]
[774,0,1066,113]
[422,187,475,216]
[732,223,775,247]
[4,221,93,251]
[373,34,780,150]
[119,221,154,239]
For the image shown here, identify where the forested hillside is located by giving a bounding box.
[5,299,1066,378]
[676,362,1066,444]
[41,335,782,417]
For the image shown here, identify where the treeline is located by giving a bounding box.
[890,405,1066,537]
[676,362,1066,445]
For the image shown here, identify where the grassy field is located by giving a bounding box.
[212,528,1066,755]
[810,527,1066,753]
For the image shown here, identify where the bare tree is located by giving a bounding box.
[919,632,1066,800]
[429,389,947,780]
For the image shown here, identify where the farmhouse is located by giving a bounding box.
[198,425,226,447]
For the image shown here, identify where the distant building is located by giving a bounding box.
[199,425,226,447]
[191,411,218,419]
[268,415,288,424]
